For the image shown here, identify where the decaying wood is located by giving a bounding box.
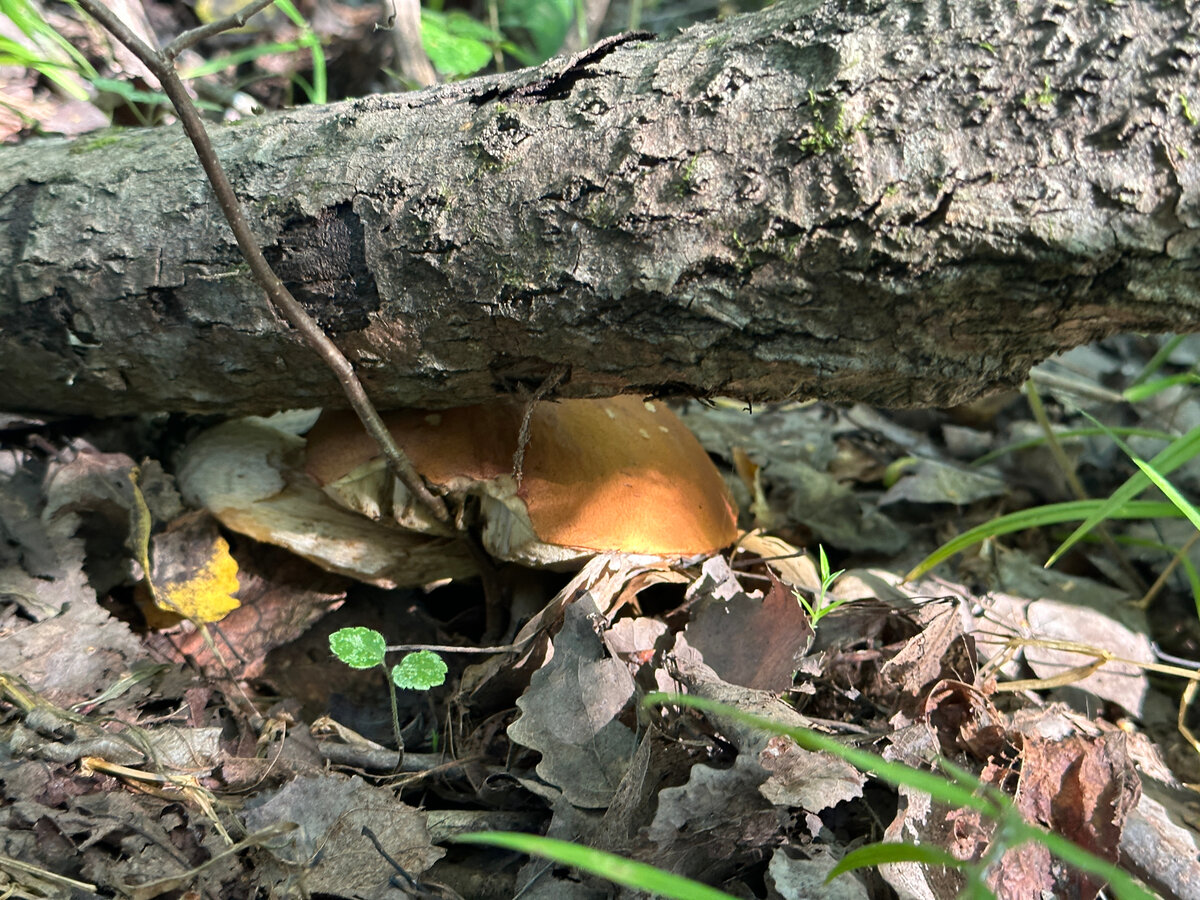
[1,0,1197,416]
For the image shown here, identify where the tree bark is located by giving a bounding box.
[1,0,1197,417]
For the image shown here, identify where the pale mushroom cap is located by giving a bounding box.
[305,396,738,558]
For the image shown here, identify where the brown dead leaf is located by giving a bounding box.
[882,708,1142,900]
[758,735,865,814]
[685,564,812,691]
[177,417,477,589]
[735,532,822,594]
[241,773,443,894]
[1121,791,1200,899]
[767,846,871,899]
[667,634,818,755]
[507,595,638,808]
[592,730,699,860]
[147,544,346,679]
[640,754,784,884]
[880,724,972,900]
[924,680,1009,762]
[0,596,145,705]
[880,603,974,709]
[877,457,1007,506]
[996,732,1140,900]
[1024,598,1152,716]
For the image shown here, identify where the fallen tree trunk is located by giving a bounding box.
[1,0,1197,416]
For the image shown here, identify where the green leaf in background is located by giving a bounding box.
[329,626,387,669]
[1045,422,1200,567]
[421,10,497,76]
[272,0,325,103]
[1,0,96,99]
[500,0,574,62]
[906,499,1184,580]
[1123,372,1200,404]
[391,650,448,690]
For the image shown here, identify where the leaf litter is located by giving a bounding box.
[1,338,1199,898]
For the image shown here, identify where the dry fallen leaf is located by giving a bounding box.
[146,512,241,624]
[507,594,638,809]
[685,568,812,692]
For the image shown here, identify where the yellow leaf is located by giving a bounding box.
[154,532,241,624]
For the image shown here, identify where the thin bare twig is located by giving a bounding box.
[512,364,569,485]
[74,0,451,529]
[1138,529,1200,609]
[163,0,277,59]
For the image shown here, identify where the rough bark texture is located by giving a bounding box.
[1,0,1198,416]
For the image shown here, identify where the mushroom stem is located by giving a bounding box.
[460,536,509,640]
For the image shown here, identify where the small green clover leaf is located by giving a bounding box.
[329,627,387,669]
[392,650,448,690]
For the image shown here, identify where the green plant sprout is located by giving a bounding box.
[0,0,178,125]
[675,153,701,196]
[3,0,327,123]
[1179,93,1197,126]
[794,544,847,625]
[329,627,447,750]
[797,89,869,156]
[970,425,1176,467]
[1,0,96,100]
[179,0,326,104]
[391,649,448,690]
[1021,75,1056,109]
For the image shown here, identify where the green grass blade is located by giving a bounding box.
[828,842,963,879]
[971,427,1175,468]
[1131,458,1200,531]
[1045,422,1200,567]
[181,40,310,78]
[453,832,738,900]
[273,0,326,103]
[1123,372,1200,404]
[1183,555,1200,617]
[1031,827,1157,900]
[1129,335,1186,387]
[906,500,1183,580]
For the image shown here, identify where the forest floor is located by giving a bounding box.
[2,335,1199,899]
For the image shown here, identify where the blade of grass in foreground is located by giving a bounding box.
[453,832,738,900]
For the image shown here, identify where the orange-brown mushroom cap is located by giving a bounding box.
[305,396,738,559]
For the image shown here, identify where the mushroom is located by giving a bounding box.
[179,397,737,588]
